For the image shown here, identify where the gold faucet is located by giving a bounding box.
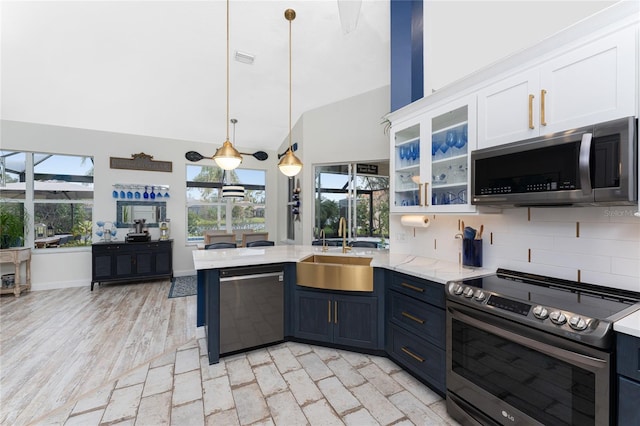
[338,217,351,253]
[319,229,328,252]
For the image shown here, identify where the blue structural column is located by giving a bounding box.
[390,0,424,111]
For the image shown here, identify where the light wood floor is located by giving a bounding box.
[0,280,197,426]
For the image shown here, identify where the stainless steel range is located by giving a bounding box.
[445,269,640,426]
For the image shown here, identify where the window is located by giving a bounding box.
[186,165,266,243]
[314,163,389,247]
[0,150,94,249]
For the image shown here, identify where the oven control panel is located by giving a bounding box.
[447,282,595,335]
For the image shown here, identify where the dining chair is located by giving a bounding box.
[245,240,275,247]
[203,231,235,245]
[349,241,378,248]
[204,242,237,250]
[241,232,269,247]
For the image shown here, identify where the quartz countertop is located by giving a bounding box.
[192,245,494,285]
[614,309,640,338]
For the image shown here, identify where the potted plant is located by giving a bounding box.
[0,204,28,249]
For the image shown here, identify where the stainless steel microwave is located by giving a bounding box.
[471,116,637,207]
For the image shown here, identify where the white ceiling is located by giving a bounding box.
[1,0,390,153]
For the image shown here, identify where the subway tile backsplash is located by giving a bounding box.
[390,206,640,292]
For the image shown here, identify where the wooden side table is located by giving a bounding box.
[0,247,32,297]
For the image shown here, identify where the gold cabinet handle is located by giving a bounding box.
[328,300,331,323]
[401,311,425,324]
[334,301,338,323]
[540,89,547,126]
[528,94,535,129]
[418,183,423,206]
[401,347,424,363]
[401,282,424,293]
[424,182,429,207]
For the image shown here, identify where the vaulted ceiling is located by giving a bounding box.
[1,1,390,152]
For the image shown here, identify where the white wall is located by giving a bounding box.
[1,120,280,290]
[276,86,391,245]
[423,1,617,93]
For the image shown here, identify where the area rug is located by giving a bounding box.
[168,275,197,298]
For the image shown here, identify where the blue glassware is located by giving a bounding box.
[432,137,442,156]
[411,143,418,161]
[134,190,141,199]
[156,192,163,198]
[110,228,117,237]
[455,130,466,149]
[440,141,449,155]
[446,130,456,148]
[96,221,105,227]
[120,190,126,199]
[164,191,170,198]
[112,190,118,198]
[458,189,467,204]
[143,186,149,199]
[127,191,133,199]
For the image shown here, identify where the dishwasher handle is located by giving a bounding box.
[220,271,283,282]
[219,263,285,279]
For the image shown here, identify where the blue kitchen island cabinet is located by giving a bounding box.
[617,333,640,425]
[292,268,386,351]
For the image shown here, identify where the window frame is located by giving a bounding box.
[0,150,94,251]
[185,165,267,244]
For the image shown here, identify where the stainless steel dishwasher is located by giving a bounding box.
[218,263,284,356]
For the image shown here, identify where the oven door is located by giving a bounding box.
[446,301,611,426]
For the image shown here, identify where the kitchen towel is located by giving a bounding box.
[400,215,430,228]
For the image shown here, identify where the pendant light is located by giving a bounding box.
[278,8,303,177]
[222,119,245,199]
[212,0,242,171]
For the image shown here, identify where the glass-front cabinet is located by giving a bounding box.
[390,95,477,213]
[391,119,423,210]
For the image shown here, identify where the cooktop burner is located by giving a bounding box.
[446,269,640,348]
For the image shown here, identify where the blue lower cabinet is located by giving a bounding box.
[617,333,640,425]
[386,272,446,395]
[618,376,640,425]
[388,290,445,349]
[388,324,445,394]
[293,290,333,344]
[293,289,380,350]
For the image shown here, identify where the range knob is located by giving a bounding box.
[549,311,567,325]
[474,290,486,301]
[569,316,588,331]
[463,287,475,298]
[453,284,464,295]
[532,305,549,320]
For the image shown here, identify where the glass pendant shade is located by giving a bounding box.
[213,140,242,170]
[278,148,303,177]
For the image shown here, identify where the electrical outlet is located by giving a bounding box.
[396,232,407,241]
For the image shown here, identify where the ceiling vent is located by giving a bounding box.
[235,51,255,65]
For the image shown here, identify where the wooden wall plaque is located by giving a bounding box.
[110,152,172,173]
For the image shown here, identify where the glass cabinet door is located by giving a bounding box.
[391,121,423,211]
[426,97,477,212]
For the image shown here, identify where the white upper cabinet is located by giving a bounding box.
[425,96,477,213]
[478,25,636,149]
[390,117,424,212]
[390,95,477,214]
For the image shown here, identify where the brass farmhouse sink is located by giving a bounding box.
[296,254,373,292]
